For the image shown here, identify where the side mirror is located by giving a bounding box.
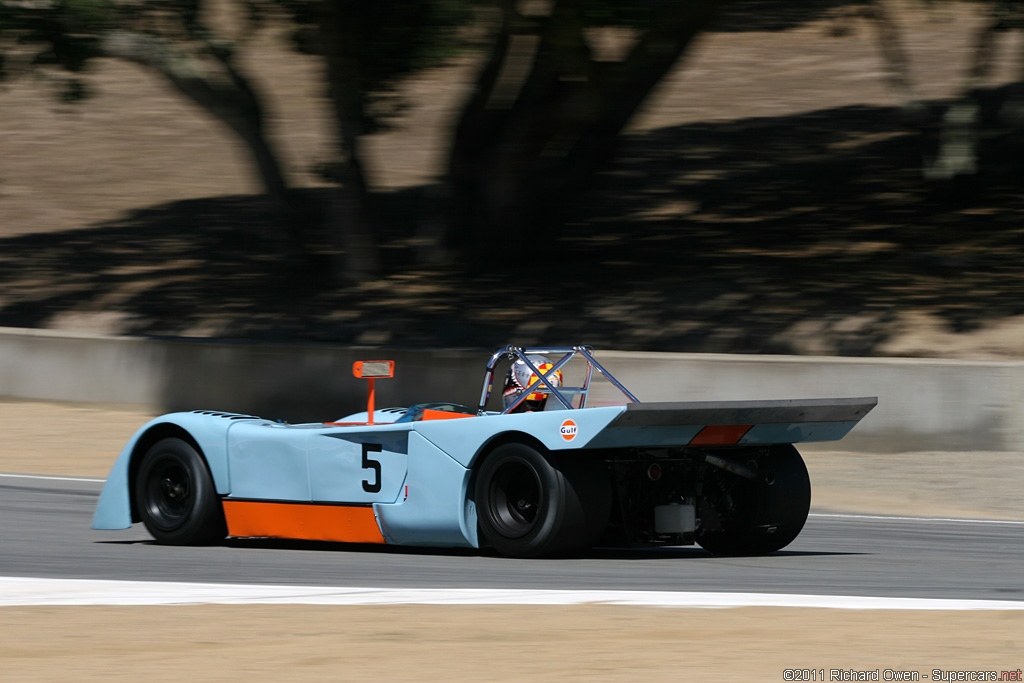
[354,360,394,425]
[353,360,395,379]
[326,361,397,427]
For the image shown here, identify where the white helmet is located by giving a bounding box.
[502,355,563,411]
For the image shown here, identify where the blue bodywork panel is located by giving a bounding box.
[92,396,877,548]
[375,431,477,548]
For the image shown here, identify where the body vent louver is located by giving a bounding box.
[191,410,259,420]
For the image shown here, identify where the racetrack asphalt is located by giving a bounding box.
[2,475,1021,603]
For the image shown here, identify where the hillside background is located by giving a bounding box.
[2,0,1022,357]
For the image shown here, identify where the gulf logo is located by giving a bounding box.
[559,419,578,442]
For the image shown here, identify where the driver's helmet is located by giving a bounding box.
[502,355,563,412]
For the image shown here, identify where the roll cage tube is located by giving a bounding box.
[477,345,641,414]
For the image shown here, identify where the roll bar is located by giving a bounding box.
[478,345,641,414]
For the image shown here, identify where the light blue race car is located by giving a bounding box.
[92,345,876,558]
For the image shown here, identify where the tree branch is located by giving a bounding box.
[100,30,289,204]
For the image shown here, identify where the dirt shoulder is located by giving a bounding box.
[1,604,1021,682]
[0,400,156,479]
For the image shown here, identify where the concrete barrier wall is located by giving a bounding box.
[591,352,1024,452]
[0,328,483,422]
[2,327,1022,452]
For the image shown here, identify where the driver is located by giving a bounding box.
[502,355,563,412]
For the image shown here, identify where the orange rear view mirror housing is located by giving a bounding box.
[353,360,394,379]
[347,360,395,426]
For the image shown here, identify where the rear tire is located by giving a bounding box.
[475,442,610,558]
[696,444,810,556]
[135,437,226,545]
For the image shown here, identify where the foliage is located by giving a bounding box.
[0,0,115,99]
[276,0,474,134]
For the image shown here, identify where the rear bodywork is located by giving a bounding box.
[93,345,876,551]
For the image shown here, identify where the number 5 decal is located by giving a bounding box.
[362,443,382,493]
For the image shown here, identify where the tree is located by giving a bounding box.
[817,0,1024,180]
[442,0,1022,257]
[2,0,475,279]
[282,0,472,278]
[101,9,293,224]
[445,0,732,258]
[0,0,105,100]
[922,0,1024,180]
[2,0,301,253]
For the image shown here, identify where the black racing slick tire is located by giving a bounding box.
[474,442,611,558]
[696,444,811,556]
[134,437,227,545]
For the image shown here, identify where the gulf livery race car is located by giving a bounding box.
[92,346,876,558]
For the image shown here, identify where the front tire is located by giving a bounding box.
[135,437,226,545]
[475,442,610,558]
[696,444,811,556]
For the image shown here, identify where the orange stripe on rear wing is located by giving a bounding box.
[688,424,753,446]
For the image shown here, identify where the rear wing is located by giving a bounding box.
[479,345,876,446]
[583,397,878,448]
[478,345,877,447]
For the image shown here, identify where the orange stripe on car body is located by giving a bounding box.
[222,500,386,544]
[688,424,753,446]
[417,409,476,421]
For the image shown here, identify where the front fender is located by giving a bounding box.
[91,432,139,530]
[91,411,262,530]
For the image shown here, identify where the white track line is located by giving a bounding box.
[1,577,1023,609]
[809,512,1024,526]
[0,473,104,483]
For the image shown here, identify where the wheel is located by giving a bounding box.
[134,437,226,545]
[696,444,810,556]
[474,442,611,558]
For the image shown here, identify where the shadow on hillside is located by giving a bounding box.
[1,89,1022,354]
[555,88,1024,353]
[711,0,857,33]
[0,193,332,339]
